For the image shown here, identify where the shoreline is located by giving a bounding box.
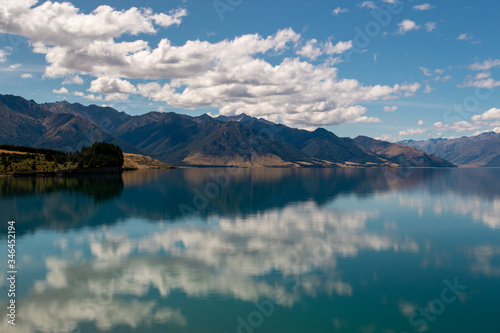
[1,165,468,177]
[1,166,123,177]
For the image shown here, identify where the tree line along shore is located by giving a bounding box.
[0,142,128,176]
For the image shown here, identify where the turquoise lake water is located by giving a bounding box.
[1,168,499,332]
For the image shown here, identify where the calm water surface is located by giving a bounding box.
[0,168,499,333]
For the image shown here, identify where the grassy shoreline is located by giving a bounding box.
[0,147,176,177]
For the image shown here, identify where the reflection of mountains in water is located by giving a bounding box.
[2,168,499,237]
[0,174,123,201]
[119,168,446,220]
[0,175,123,236]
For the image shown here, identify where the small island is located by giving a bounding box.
[0,142,175,176]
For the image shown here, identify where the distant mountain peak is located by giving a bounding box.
[476,131,498,138]
[216,113,250,122]
[312,127,329,134]
[354,136,455,167]
[400,132,500,167]
[194,114,213,122]
[215,113,274,124]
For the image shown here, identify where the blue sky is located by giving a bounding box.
[1,0,499,141]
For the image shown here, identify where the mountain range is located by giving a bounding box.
[399,131,500,167]
[0,94,459,168]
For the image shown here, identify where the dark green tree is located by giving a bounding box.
[74,142,124,168]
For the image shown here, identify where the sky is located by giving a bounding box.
[1,0,499,141]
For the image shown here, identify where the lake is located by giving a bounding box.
[1,167,499,333]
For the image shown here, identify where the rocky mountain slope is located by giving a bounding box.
[0,94,457,167]
[399,132,500,167]
[355,136,455,167]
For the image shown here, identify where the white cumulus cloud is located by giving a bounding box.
[298,39,353,60]
[413,4,435,11]
[425,22,437,32]
[0,1,187,47]
[457,33,473,41]
[399,128,427,136]
[397,20,420,34]
[89,77,137,94]
[375,134,399,142]
[433,120,480,133]
[0,47,12,62]
[297,39,323,60]
[332,7,349,16]
[53,87,68,94]
[459,75,500,89]
[74,91,102,100]
[2,63,21,71]
[475,72,491,80]
[358,1,377,9]
[471,108,500,122]
[469,59,500,71]
[62,75,84,85]
[384,106,398,112]
[0,1,421,128]
[423,84,434,93]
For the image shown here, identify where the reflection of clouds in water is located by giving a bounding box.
[2,201,421,333]
[434,196,500,229]
[3,298,184,333]
[34,258,69,290]
[398,300,418,317]
[468,246,500,277]
[396,193,500,279]
[0,257,186,333]
[53,237,68,251]
[76,202,417,306]
[139,202,418,277]
[394,192,500,229]
[99,257,294,304]
[398,196,424,217]
[90,233,136,261]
